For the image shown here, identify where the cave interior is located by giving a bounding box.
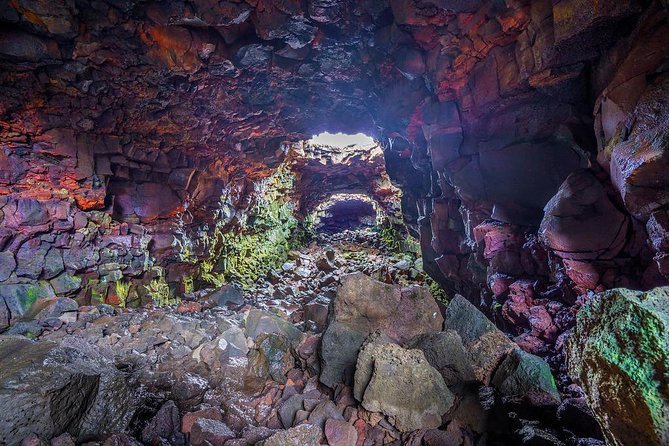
[1,0,669,445]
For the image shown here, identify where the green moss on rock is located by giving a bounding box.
[566,287,669,446]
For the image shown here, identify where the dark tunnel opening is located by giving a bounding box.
[316,198,378,233]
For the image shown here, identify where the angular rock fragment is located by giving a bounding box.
[567,287,669,446]
[320,273,443,387]
[256,424,322,446]
[354,341,454,432]
[442,295,515,384]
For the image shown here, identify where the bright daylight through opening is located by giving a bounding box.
[307,132,376,148]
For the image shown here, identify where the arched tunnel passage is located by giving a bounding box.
[313,194,380,233]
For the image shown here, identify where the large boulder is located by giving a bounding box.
[320,273,443,387]
[0,336,137,444]
[566,287,669,446]
[540,169,629,261]
[442,295,515,384]
[354,340,454,432]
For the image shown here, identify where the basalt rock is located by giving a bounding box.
[320,273,443,387]
[442,295,515,385]
[0,336,136,444]
[567,287,669,446]
[354,340,455,432]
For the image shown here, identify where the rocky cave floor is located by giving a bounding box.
[1,228,605,446]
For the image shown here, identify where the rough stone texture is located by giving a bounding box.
[0,336,136,444]
[540,170,629,262]
[320,273,443,387]
[245,309,302,347]
[324,418,357,446]
[190,419,235,446]
[491,348,561,406]
[354,341,454,432]
[442,295,515,384]
[256,424,322,446]
[567,287,669,446]
[410,330,477,385]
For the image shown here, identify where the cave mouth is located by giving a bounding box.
[315,197,378,233]
[307,132,377,149]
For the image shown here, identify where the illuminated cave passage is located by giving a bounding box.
[1,1,669,445]
[315,197,378,232]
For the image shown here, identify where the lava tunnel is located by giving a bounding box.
[315,196,379,233]
[1,1,669,445]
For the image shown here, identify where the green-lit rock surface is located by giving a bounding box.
[566,287,669,446]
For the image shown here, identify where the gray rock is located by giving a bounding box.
[442,295,515,384]
[256,333,295,384]
[207,283,244,308]
[49,273,82,295]
[245,309,302,347]
[491,348,561,406]
[354,341,454,432]
[306,400,344,429]
[256,424,322,446]
[0,299,8,332]
[0,336,136,444]
[278,394,305,428]
[0,282,55,325]
[410,330,477,385]
[190,419,235,446]
[0,251,16,282]
[320,273,443,387]
[141,400,181,444]
[33,297,78,321]
[42,248,64,280]
[15,241,49,279]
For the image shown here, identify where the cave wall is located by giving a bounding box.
[0,0,668,345]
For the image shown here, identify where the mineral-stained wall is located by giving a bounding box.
[1,0,668,361]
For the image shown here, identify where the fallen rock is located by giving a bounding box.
[181,407,223,434]
[0,336,136,444]
[566,287,669,446]
[540,169,628,261]
[306,400,344,429]
[320,273,443,387]
[410,330,477,385]
[442,295,515,384]
[141,400,182,444]
[491,349,561,406]
[0,282,55,325]
[245,309,302,347]
[207,283,245,308]
[324,418,357,446]
[190,419,235,446]
[354,341,454,432]
[256,424,322,446]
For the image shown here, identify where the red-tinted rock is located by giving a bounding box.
[176,301,202,314]
[540,170,629,261]
[324,418,357,446]
[181,407,223,434]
